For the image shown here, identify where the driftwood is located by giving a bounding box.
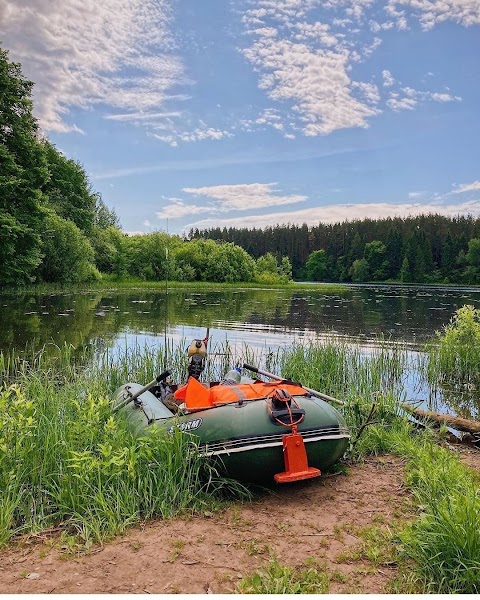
[401,403,480,435]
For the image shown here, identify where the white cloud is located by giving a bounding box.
[408,191,429,199]
[151,126,233,146]
[352,81,381,104]
[370,20,395,32]
[0,0,182,132]
[186,200,480,231]
[104,111,182,122]
[156,199,205,219]
[292,21,339,45]
[387,95,417,111]
[387,0,480,29]
[182,183,307,211]
[430,92,462,103]
[387,86,461,111]
[154,182,307,220]
[451,181,480,194]
[382,69,395,87]
[243,38,380,135]
[242,0,468,135]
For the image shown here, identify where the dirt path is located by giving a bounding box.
[0,455,416,594]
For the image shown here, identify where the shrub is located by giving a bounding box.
[429,305,480,384]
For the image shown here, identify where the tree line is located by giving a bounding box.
[1,46,293,286]
[4,45,479,287]
[189,214,480,284]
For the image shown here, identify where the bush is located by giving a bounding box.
[38,212,100,283]
[429,305,480,384]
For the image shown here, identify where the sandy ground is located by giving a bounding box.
[0,448,478,594]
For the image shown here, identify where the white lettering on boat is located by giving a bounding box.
[168,418,203,434]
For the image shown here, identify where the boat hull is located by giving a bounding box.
[116,383,350,484]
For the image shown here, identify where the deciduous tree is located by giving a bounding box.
[0,47,48,284]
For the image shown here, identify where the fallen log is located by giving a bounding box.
[400,403,480,435]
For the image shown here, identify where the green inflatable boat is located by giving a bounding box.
[113,362,350,485]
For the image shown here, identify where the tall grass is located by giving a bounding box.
[428,305,480,386]
[0,348,248,546]
[363,422,480,593]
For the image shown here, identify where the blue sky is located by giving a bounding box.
[2,0,479,234]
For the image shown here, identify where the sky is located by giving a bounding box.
[1,0,480,235]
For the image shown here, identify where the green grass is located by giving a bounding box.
[236,558,330,594]
[1,338,479,594]
[427,305,480,386]
[361,421,480,593]
[0,276,348,296]
[0,347,250,547]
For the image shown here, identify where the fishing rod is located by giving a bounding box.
[163,219,169,371]
[242,363,345,407]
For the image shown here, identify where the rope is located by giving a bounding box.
[266,389,305,430]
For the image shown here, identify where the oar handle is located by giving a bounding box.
[114,369,171,412]
[243,363,262,375]
[242,363,344,407]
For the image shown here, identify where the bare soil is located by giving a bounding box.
[0,448,479,594]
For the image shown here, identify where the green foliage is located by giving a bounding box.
[370,425,480,593]
[0,47,48,284]
[255,252,292,283]
[464,238,480,284]
[38,212,100,283]
[364,240,388,280]
[305,249,330,281]
[94,196,121,230]
[43,141,97,236]
[0,46,120,287]
[429,305,480,384]
[174,238,256,283]
[350,257,370,282]
[399,256,411,283]
[237,558,330,594]
[194,214,480,283]
[91,226,128,275]
[128,232,182,281]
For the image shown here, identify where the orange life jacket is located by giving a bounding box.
[174,377,308,411]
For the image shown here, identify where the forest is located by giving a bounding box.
[2,45,480,287]
[190,214,480,284]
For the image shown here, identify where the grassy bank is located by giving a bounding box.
[1,339,479,592]
[0,276,348,297]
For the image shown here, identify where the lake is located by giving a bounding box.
[2,283,480,418]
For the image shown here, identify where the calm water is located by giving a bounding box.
[2,284,480,352]
[2,283,480,418]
